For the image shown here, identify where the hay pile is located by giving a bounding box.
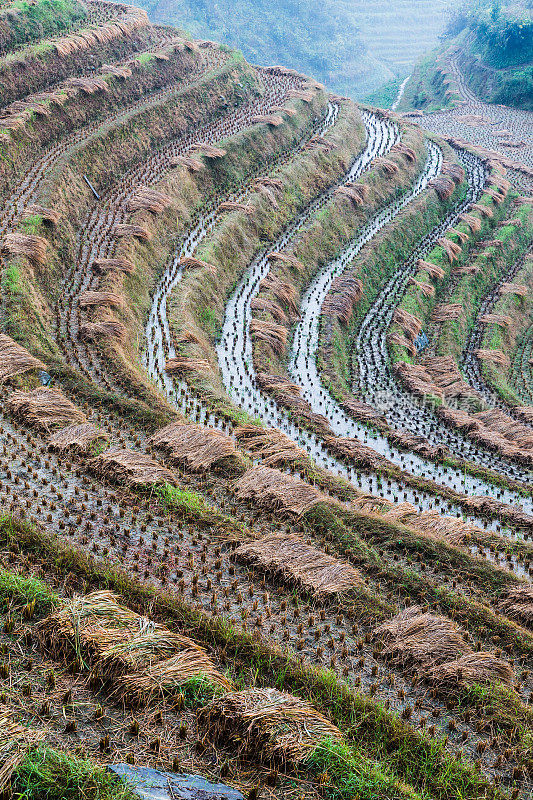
[22,204,60,227]
[149,421,246,475]
[391,142,416,162]
[219,201,254,216]
[479,313,512,327]
[170,154,204,172]
[459,213,482,234]
[324,435,390,471]
[53,8,149,56]
[341,398,387,424]
[48,423,109,456]
[198,688,342,765]
[93,257,135,274]
[441,161,465,183]
[393,308,422,341]
[335,184,368,207]
[374,606,470,667]
[7,388,86,432]
[431,304,463,323]
[426,652,514,690]
[234,424,307,467]
[475,348,510,367]
[322,276,363,323]
[499,283,528,297]
[80,320,127,342]
[250,319,288,356]
[383,503,482,546]
[178,256,216,271]
[408,277,435,297]
[126,187,172,214]
[306,133,336,152]
[417,259,445,280]
[471,202,493,219]
[437,237,462,263]
[112,223,151,241]
[190,143,226,158]
[165,356,212,375]
[78,291,124,308]
[388,331,417,357]
[1,232,47,266]
[252,114,284,127]
[268,252,304,272]
[430,175,455,202]
[0,708,45,793]
[88,447,177,489]
[0,334,46,382]
[374,157,399,176]
[499,586,533,627]
[394,361,441,398]
[235,532,361,598]
[233,465,326,516]
[260,275,299,318]
[423,356,475,399]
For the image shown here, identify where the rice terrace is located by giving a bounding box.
[0,0,532,798]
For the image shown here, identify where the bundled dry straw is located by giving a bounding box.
[1,233,47,266]
[178,256,216,271]
[441,161,465,184]
[388,332,416,357]
[268,252,304,272]
[322,276,363,323]
[112,223,152,241]
[335,183,368,207]
[115,650,231,706]
[165,356,212,375]
[93,257,135,274]
[475,348,510,367]
[423,356,474,398]
[499,585,533,627]
[78,291,124,309]
[190,143,226,158]
[7,387,86,432]
[170,155,204,172]
[47,422,108,456]
[126,187,172,214]
[233,465,325,517]
[459,213,482,234]
[198,688,342,765]
[22,204,60,227]
[471,202,493,219]
[431,303,463,323]
[252,113,284,126]
[53,7,149,56]
[374,606,470,667]
[425,652,514,690]
[393,308,422,340]
[417,259,445,280]
[479,313,512,328]
[408,277,435,298]
[437,237,462,263]
[80,320,127,342]
[149,421,246,475]
[92,629,205,681]
[0,707,45,793]
[324,435,390,471]
[0,333,46,382]
[219,201,254,216]
[234,424,307,467]
[430,175,455,202]
[383,503,482,546]
[88,447,177,489]
[391,142,416,162]
[250,319,288,356]
[373,157,399,176]
[499,282,528,297]
[235,532,361,598]
[65,76,110,95]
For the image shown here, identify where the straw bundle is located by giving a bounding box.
[431,303,463,323]
[459,213,482,234]
[0,333,46,382]
[479,313,512,327]
[165,356,212,375]
[116,649,231,706]
[430,175,455,202]
[393,307,422,340]
[235,532,361,598]
[126,188,172,214]
[178,256,216,272]
[394,361,440,397]
[324,435,390,471]
[48,422,109,456]
[149,421,246,475]
[305,134,336,152]
[425,652,514,689]
[254,177,283,191]
[101,63,132,79]
[423,356,474,398]
[37,590,142,660]
[335,184,367,207]
[373,157,399,176]
[190,143,226,158]
[416,259,445,280]
[516,406,533,425]
[437,406,481,432]
[198,688,342,765]
[7,387,86,432]
[234,424,307,467]
[374,606,470,666]
[475,349,510,367]
[170,155,204,171]
[268,252,304,272]
[499,217,522,227]
[112,223,152,241]
[65,76,109,95]
[441,161,465,184]
[0,708,45,793]
[391,142,416,163]
[408,277,435,297]
[53,8,149,56]
[475,409,533,450]
[93,257,135,274]
[500,585,533,627]
[388,331,417,356]
[251,297,287,323]
[22,204,60,227]
[92,629,205,682]
[437,237,462,263]
[78,291,124,309]
[323,276,363,323]
[342,398,387,423]
[88,447,177,489]
[448,227,469,244]
[252,114,284,126]
[250,319,288,356]
[499,283,528,297]
[471,203,493,219]
[233,465,325,516]
[254,183,279,208]
[80,321,127,342]
[219,201,254,216]
[1,233,47,266]
[287,88,315,103]
[485,188,505,204]
[384,504,482,546]
[260,275,299,317]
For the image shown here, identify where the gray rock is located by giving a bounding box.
[107,764,244,800]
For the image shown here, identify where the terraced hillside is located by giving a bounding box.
[0,3,533,800]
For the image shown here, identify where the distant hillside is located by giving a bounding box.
[139,0,453,99]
